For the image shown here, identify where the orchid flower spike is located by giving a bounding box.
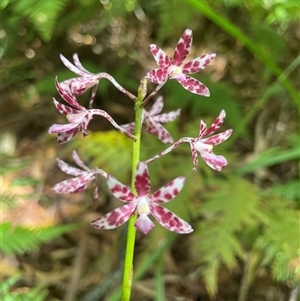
[91,162,193,234]
[49,78,136,143]
[146,28,216,96]
[52,150,107,200]
[122,96,181,144]
[146,110,233,171]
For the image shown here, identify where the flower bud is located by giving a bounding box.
[138,77,147,100]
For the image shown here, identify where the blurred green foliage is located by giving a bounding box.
[1,222,79,255]
[0,275,58,301]
[1,0,299,299]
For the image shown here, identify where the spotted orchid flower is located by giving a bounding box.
[146,28,216,97]
[122,96,181,144]
[49,79,136,144]
[52,150,107,200]
[60,54,99,100]
[91,162,193,234]
[146,110,233,171]
[60,54,136,107]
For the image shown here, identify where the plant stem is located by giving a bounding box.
[121,81,145,301]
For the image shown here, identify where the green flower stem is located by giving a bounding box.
[121,80,145,301]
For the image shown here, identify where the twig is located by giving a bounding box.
[64,237,87,301]
[289,283,300,301]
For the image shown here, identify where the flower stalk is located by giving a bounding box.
[121,78,146,301]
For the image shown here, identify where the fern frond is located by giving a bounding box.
[193,176,269,296]
[257,198,300,282]
[202,258,220,297]
[0,274,22,294]
[266,180,300,201]
[1,193,18,208]
[1,222,78,255]
[12,0,69,41]
[0,274,57,301]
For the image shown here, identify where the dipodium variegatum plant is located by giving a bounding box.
[49,29,233,300]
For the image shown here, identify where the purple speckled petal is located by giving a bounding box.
[55,79,85,110]
[72,150,90,171]
[60,54,88,77]
[146,117,174,144]
[59,54,101,100]
[93,180,99,200]
[182,53,216,74]
[201,110,226,137]
[91,202,137,229]
[172,29,193,66]
[72,53,94,75]
[53,99,80,116]
[56,127,82,144]
[198,119,207,138]
[48,123,79,134]
[145,68,169,84]
[152,109,181,124]
[150,203,193,234]
[107,174,135,202]
[134,162,151,196]
[52,173,94,194]
[52,151,102,200]
[149,45,171,69]
[60,54,96,78]
[56,158,85,176]
[121,122,136,134]
[177,76,210,96]
[60,77,98,96]
[148,96,164,116]
[201,129,233,145]
[200,152,228,171]
[151,176,185,204]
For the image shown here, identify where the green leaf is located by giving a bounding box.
[234,145,300,176]
[0,0,11,9]
[155,255,165,301]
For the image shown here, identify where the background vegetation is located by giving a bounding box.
[1,0,299,300]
